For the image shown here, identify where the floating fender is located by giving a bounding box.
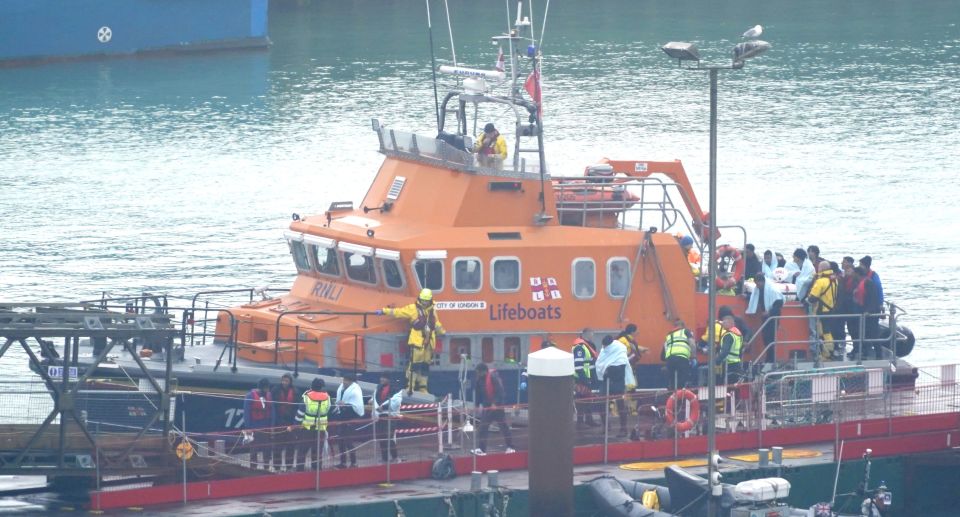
[878,323,916,358]
[616,479,672,511]
[586,476,678,517]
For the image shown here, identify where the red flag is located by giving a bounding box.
[495,47,505,72]
[524,66,542,112]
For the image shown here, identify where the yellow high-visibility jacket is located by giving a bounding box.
[382,303,444,348]
[474,133,507,159]
[808,270,838,315]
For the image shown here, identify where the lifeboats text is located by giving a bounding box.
[488,303,562,321]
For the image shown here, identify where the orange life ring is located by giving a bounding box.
[715,245,743,289]
[665,389,700,432]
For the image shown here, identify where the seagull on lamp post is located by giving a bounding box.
[742,25,763,39]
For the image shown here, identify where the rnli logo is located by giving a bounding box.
[311,280,344,301]
[529,276,561,302]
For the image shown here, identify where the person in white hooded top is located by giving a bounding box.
[746,273,785,362]
[333,373,364,469]
[595,335,629,437]
[790,248,816,301]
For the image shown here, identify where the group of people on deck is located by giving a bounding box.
[742,244,887,362]
[240,372,406,472]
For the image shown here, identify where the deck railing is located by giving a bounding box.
[59,362,960,510]
[747,300,910,373]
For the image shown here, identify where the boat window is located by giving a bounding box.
[481,337,495,363]
[450,337,471,364]
[343,252,378,285]
[491,257,521,292]
[504,336,521,363]
[572,258,596,299]
[453,257,482,292]
[607,257,630,298]
[309,245,340,277]
[290,241,311,272]
[414,259,444,291]
[380,259,405,289]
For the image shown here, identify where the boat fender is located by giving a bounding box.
[641,488,660,510]
[879,323,915,357]
[431,454,456,480]
[665,389,700,433]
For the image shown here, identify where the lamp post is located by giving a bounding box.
[661,34,770,517]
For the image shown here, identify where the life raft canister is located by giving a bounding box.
[714,244,743,290]
[665,389,701,432]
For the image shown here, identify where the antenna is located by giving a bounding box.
[424,0,441,131]
[443,0,457,65]
[540,0,551,50]
[504,0,516,93]
[528,0,537,43]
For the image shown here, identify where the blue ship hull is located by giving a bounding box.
[0,0,269,64]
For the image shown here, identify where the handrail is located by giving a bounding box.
[715,225,748,254]
[761,364,872,385]
[81,292,169,315]
[209,309,238,373]
[271,310,376,369]
[553,177,703,241]
[747,309,906,373]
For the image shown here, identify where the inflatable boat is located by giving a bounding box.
[588,466,799,517]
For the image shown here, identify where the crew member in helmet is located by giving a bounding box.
[474,122,507,168]
[679,235,701,276]
[377,289,445,394]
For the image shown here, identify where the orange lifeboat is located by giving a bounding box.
[554,164,641,227]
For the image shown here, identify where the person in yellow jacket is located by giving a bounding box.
[474,123,507,169]
[807,261,838,360]
[293,377,330,471]
[377,289,445,394]
[661,320,693,391]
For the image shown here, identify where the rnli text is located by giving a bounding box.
[311,280,344,302]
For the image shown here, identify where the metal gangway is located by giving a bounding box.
[0,303,177,479]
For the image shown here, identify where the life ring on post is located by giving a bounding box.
[665,389,700,432]
[714,245,743,289]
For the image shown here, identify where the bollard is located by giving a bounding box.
[758,448,769,467]
[487,470,499,488]
[772,446,783,465]
[528,347,574,517]
[471,471,483,491]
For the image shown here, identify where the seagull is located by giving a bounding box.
[742,25,763,39]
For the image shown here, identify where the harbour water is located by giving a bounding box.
[1,0,958,381]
